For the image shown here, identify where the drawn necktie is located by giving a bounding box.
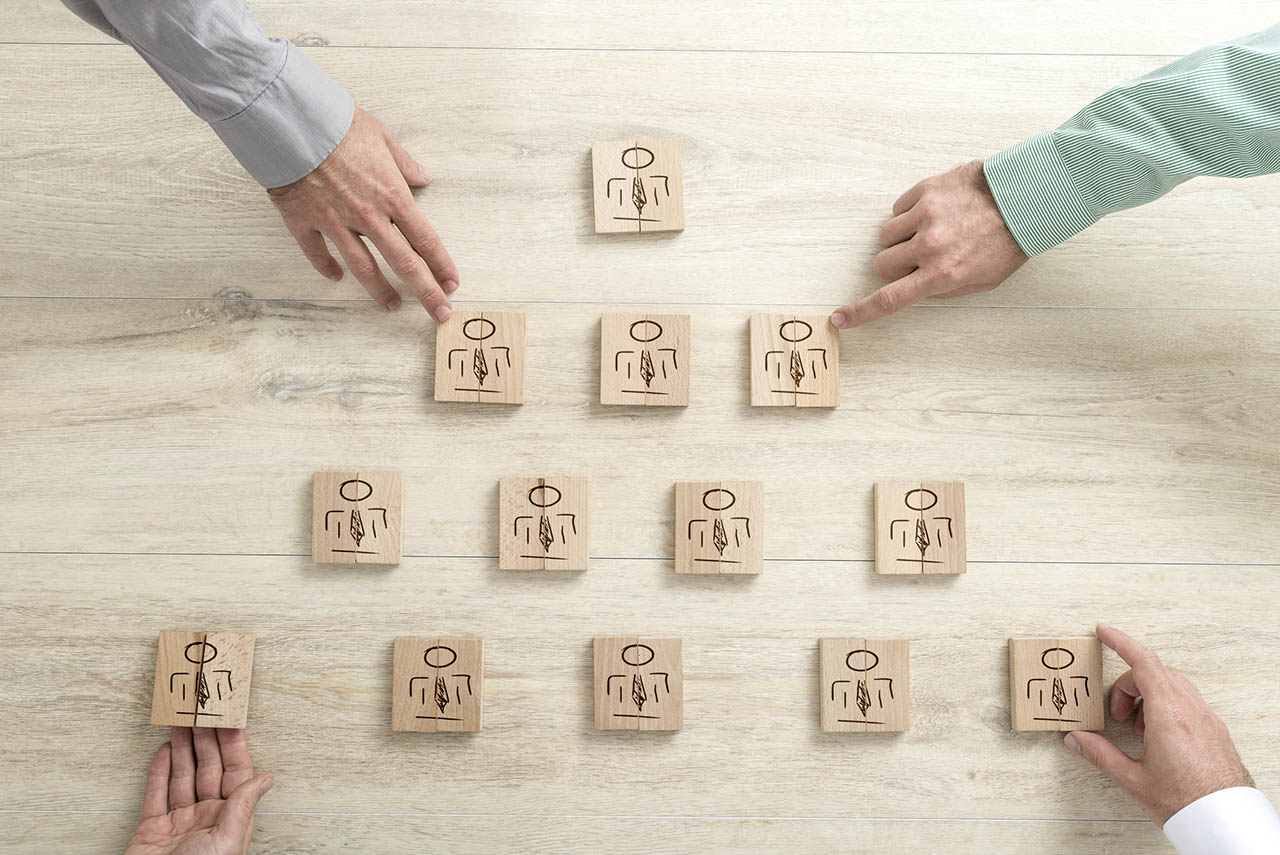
[1051,677,1067,716]
[539,515,553,553]
[631,673,647,711]
[914,517,930,559]
[856,679,871,718]
[434,676,449,714]
[712,518,728,557]
[632,175,647,217]
[639,349,655,388]
[473,347,489,386]
[789,349,805,387]
[350,508,365,547]
[195,670,210,711]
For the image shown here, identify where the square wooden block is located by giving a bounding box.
[151,631,255,729]
[312,471,404,565]
[749,315,840,407]
[819,638,910,733]
[600,313,691,406]
[874,482,966,575]
[1009,638,1104,732]
[593,637,683,731]
[392,637,483,733]
[591,138,684,234]
[434,310,526,404]
[674,481,763,574]
[499,477,589,570]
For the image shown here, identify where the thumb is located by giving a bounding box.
[385,133,431,187]
[1065,731,1139,791]
[216,774,273,843]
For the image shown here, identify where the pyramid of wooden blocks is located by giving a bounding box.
[499,477,589,570]
[819,638,910,732]
[749,315,840,407]
[874,482,966,574]
[434,310,526,403]
[600,313,691,406]
[392,637,483,733]
[1009,637,1104,731]
[593,637,683,731]
[674,481,763,574]
[591,139,684,234]
[312,471,404,564]
[151,631,255,728]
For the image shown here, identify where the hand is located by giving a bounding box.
[1064,624,1254,826]
[831,160,1026,328]
[269,107,459,321]
[125,727,273,855]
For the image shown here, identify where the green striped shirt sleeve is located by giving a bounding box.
[983,23,1280,257]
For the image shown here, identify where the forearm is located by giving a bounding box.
[61,0,353,187]
[984,23,1280,256]
[1163,787,1280,854]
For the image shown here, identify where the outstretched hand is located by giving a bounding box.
[269,106,459,321]
[831,160,1026,328]
[125,727,272,855]
[1065,624,1253,826]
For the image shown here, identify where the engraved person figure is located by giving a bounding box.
[512,484,579,563]
[686,488,753,567]
[611,319,680,398]
[829,648,897,726]
[605,145,672,232]
[605,643,674,723]
[763,319,830,398]
[322,477,391,558]
[407,644,475,724]
[1026,646,1094,725]
[888,487,955,571]
[445,316,512,396]
[167,639,236,726]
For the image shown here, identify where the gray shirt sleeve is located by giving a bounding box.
[61,0,354,188]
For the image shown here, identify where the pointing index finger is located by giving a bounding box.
[1097,623,1171,699]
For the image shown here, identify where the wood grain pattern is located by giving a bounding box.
[1010,638,1105,732]
[819,638,910,733]
[875,482,966,575]
[5,49,1280,310]
[499,476,590,570]
[149,631,255,728]
[391,636,483,733]
[592,138,684,234]
[593,636,683,731]
[674,481,764,574]
[433,311,525,404]
[749,315,840,407]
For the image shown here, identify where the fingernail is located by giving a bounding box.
[442,280,459,294]
[261,777,274,793]
[1064,733,1081,754]
[386,296,401,311]
[831,312,847,328]
[433,305,452,322]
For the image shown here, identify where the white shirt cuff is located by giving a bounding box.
[209,42,354,189]
[1163,787,1280,854]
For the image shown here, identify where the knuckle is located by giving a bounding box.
[349,202,380,226]
[914,229,941,253]
[348,258,378,282]
[870,289,901,315]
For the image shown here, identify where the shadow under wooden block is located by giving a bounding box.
[600,312,691,406]
[593,637,682,731]
[151,631,255,729]
[499,476,590,570]
[312,471,404,565]
[591,138,684,234]
[674,481,763,574]
[1009,637,1104,732]
[749,314,840,407]
[392,637,483,733]
[819,638,910,733]
[433,310,526,404]
[874,482,966,575]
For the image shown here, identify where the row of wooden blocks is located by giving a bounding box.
[433,311,843,408]
[312,472,967,574]
[150,632,1104,734]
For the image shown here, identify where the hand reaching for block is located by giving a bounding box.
[126,727,272,855]
[1064,624,1254,827]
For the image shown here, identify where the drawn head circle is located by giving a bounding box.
[902,488,938,512]
[424,645,458,668]
[701,488,737,512]
[620,146,655,170]
[628,320,663,343]
[462,318,496,341]
[527,484,562,508]
[1041,647,1076,670]
[621,643,655,666]
[845,649,880,672]
[778,320,813,343]
[183,641,218,665]
[339,479,374,502]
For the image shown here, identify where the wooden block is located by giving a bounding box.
[499,476,590,570]
[312,471,404,565]
[391,637,483,733]
[819,638,910,733]
[591,138,684,234]
[1009,637,1105,732]
[874,482,966,575]
[748,314,840,407]
[593,637,683,731]
[600,313,691,406]
[150,631,255,729]
[433,310,526,404]
[674,481,763,574]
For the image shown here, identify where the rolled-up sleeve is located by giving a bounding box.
[62,0,354,188]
